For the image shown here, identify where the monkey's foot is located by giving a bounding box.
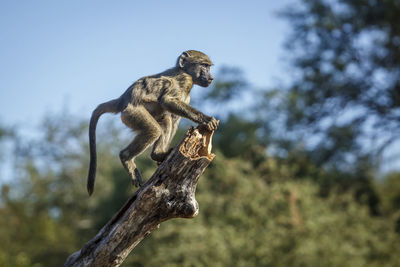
[120,155,144,188]
[132,168,144,187]
[151,148,173,164]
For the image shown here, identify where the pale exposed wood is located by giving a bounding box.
[64,126,216,267]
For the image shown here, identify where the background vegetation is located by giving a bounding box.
[1,0,400,266]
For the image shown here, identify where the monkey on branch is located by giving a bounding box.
[86,50,219,195]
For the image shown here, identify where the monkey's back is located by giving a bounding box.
[119,68,193,116]
[132,76,172,103]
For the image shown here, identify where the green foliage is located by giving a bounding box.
[258,0,400,219]
[125,155,400,267]
[379,172,400,213]
[0,114,140,266]
[213,114,263,159]
[2,38,400,266]
[377,172,400,232]
[1,115,399,267]
[273,0,400,167]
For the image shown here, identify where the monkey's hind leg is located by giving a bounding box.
[120,105,162,187]
[151,113,174,163]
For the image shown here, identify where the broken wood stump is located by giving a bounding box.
[64,125,216,267]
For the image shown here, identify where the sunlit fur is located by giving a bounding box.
[87,50,218,195]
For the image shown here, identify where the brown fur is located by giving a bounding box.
[87,50,218,195]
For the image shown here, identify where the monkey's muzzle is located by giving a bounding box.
[200,77,214,87]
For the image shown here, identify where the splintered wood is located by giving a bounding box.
[64,125,217,267]
[179,127,215,160]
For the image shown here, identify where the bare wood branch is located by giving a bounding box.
[64,126,216,267]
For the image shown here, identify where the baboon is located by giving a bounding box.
[87,50,219,195]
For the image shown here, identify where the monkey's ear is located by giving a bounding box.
[178,51,190,69]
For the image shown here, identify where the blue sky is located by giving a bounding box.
[1,1,399,174]
[0,0,294,127]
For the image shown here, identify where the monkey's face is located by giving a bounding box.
[187,63,214,87]
[177,50,214,87]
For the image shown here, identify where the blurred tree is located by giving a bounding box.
[212,114,262,159]
[0,125,9,139]
[0,112,144,266]
[124,154,400,267]
[0,122,14,171]
[195,66,269,166]
[377,171,400,232]
[274,0,400,168]
[1,105,399,266]
[2,60,400,266]
[196,66,248,119]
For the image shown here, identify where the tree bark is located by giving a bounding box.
[64,126,216,267]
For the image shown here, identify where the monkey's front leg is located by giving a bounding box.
[160,97,218,131]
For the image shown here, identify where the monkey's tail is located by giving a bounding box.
[87,98,121,196]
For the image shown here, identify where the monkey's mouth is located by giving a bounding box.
[199,78,213,87]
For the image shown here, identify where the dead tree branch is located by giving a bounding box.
[64,126,216,267]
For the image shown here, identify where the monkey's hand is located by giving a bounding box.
[201,116,219,131]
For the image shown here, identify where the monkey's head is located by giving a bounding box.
[177,50,214,87]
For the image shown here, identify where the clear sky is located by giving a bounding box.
[0,0,293,127]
